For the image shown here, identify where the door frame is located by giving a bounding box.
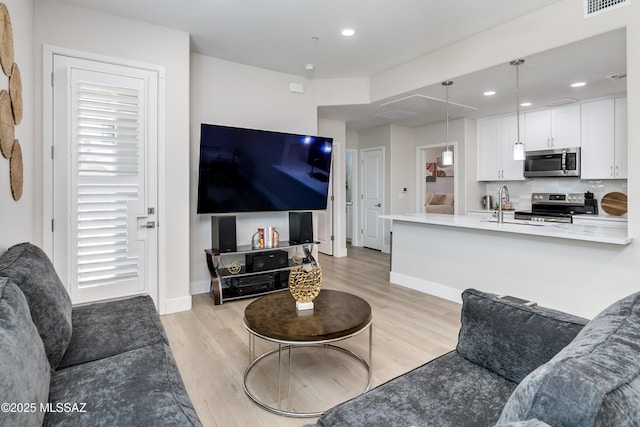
[316,152,334,255]
[345,148,359,246]
[416,142,459,214]
[42,45,167,312]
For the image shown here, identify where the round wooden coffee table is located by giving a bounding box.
[242,289,373,417]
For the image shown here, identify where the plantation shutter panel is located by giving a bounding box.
[70,76,145,290]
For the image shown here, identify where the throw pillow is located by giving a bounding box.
[429,193,446,205]
[457,289,587,383]
[498,291,640,426]
[0,278,51,426]
[0,243,73,369]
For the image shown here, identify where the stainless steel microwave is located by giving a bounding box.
[523,148,580,178]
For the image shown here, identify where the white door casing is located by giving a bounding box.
[316,175,333,255]
[361,148,384,250]
[50,53,159,306]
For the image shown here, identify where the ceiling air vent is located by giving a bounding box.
[584,0,629,18]
[374,109,419,120]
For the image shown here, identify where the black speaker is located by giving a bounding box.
[245,250,288,272]
[289,211,313,244]
[211,216,236,252]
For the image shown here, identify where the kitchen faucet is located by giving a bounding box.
[498,185,510,224]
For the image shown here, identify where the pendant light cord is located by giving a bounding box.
[510,59,525,143]
[446,83,449,149]
[515,63,520,142]
[442,80,453,151]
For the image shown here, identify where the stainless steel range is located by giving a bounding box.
[514,192,598,223]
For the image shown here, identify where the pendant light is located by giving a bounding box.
[441,80,453,166]
[510,59,526,161]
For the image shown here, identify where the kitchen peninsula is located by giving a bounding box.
[383,213,633,318]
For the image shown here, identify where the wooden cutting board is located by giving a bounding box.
[601,192,627,216]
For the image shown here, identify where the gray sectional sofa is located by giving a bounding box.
[312,288,640,427]
[0,242,201,426]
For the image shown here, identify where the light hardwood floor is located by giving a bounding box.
[161,246,462,427]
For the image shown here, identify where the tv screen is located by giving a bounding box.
[197,123,333,214]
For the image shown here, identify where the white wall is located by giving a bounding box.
[390,125,414,215]
[34,0,191,312]
[189,54,319,293]
[0,0,35,252]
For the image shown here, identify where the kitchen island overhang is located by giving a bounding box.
[382,213,635,319]
[382,213,631,246]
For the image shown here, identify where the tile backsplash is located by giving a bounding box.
[483,178,627,211]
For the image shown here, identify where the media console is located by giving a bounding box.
[205,241,318,305]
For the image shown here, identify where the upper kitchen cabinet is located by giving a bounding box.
[581,97,627,180]
[524,104,581,151]
[477,115,525,181]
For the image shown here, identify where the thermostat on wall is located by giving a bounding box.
[289,82,305,94]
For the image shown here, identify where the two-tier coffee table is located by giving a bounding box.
[242,289,372,417]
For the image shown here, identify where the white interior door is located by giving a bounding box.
[361,148,383,250]
[52,55,158,305]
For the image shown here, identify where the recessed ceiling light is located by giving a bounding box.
[341,28,356,37]
[520,102,532,107]
[304,63,315,71]
[483,91,496,96]
[571,81,586,88]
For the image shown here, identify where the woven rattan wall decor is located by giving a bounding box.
[0,3,23,201]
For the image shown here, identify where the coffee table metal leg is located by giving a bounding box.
[368,324,373,385]
[288,344,292,411]
[249,333,255,362]
[277,343,282,410]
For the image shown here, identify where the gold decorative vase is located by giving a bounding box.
[288,265,322,310]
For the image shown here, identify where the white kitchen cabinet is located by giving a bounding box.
[524,104,581,151]
[580,97,627,180]
[477,115,525,181]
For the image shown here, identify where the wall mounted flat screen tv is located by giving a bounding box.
[197,123,333,214]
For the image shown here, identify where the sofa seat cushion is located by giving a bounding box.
[457,289,588,383]
[498,291,640,427]
[0,242,72,369]
[45,343,201,427]
[315,351,518,427]
[58,295,167,369]
[0,278,51,427]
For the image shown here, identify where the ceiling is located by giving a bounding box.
[60,0,564,78]
[319,28,627,130]
[59,0,626,131]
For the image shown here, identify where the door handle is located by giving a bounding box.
[375,203,382,207]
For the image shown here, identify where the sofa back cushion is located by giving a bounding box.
[0,243,72,369]
[457,289,588,383]
[498,291,640,427]
[0,278,51,426]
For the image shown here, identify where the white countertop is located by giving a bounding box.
[466,209,628,223]
[381,213,632,245]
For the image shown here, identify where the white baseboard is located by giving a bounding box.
[164,295,193,314]
[190,280,210,295]
[389,272,463,304]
